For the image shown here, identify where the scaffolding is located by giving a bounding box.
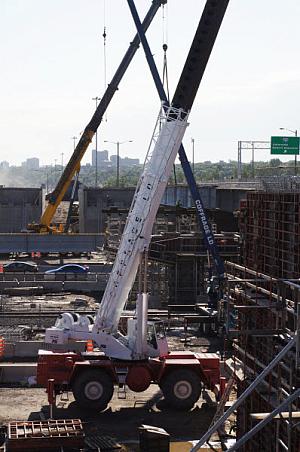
[104,205,239,307]
[221,262,300,452]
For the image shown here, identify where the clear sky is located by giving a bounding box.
[1,0,300,167]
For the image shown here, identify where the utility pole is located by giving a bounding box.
[54,159,57,184]
[251,142,255,178]
[296,130,298,175]
[71,136,77,151]
[92,96,101,186]
[104,140,133,187]
[191,137,195,174]
[280,127,298,175]
[117,142,120,187]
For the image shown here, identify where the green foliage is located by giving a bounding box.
[1,157,298,189]
[269,158,281,167]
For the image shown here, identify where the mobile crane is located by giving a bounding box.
[37,0,229,411]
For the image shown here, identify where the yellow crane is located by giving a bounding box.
[27,1,166,233]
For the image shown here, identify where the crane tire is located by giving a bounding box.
[160,369,201,410]
[72,369,114,411]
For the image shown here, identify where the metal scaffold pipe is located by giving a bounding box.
[190,334,297,451]
[227,388,300,452]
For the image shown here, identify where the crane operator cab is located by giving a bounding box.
[146,320,169,358]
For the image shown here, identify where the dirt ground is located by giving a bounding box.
[0,384,226,451]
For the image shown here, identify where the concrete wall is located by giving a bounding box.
[0,187,43,232]
[0,185,250,234]
[162,185,217,209]
[216,188,250,212]
[79,185,217,233]
[79,187,134,233]
[0,233,105,253]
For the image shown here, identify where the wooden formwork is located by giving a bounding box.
[224,262,300,452]
[7,419,84,451]
[239,191,300,279]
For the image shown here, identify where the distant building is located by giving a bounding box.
[0,161,9,170]
[92,149,109,166]
[122,157,139,166]
[22,158,39,170]
[91,151,140,168]
[110,155,139,166]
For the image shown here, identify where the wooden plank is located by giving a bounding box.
[250,411,300,420]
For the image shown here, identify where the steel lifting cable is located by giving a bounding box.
[161,2,170,104]
[103,0,108,121]
[161,3,176,186]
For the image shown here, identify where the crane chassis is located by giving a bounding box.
[37,349,223,411]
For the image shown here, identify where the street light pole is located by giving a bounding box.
[71,136,77,150]
[92,97,101,186]
[191,138,195,174]
[54,158,57,184]
[280,127,298,175]
[116,142,120,187]
[295,129,298,176]
[104,140,133,187]
[251,142,255,178]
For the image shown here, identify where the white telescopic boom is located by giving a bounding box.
[93,105,188,333]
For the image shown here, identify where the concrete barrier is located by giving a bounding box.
[0,233,105,254]
[2,340,86,359]
[0,362,37,384]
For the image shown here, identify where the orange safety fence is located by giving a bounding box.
[86,339,94,352]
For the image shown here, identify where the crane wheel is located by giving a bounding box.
[160,369,201,410]
[72,370,114,411]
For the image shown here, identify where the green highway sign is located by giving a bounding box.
[271,136,300,155]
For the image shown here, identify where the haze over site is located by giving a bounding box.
[1,0,299,167]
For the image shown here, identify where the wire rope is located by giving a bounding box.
[103,0,108,122]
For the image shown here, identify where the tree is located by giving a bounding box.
[269,158,281,167]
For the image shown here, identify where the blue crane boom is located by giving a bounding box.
[127,0,227,278]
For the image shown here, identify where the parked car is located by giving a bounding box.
[45,264,89,274]
[3,261,38,272]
